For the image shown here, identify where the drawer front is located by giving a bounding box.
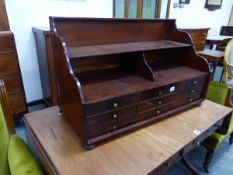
[8,93,27,114]
[139,102,175,120]
[85,93,139,117]
[0,34,15,53]
[0,73,23,94]
[183,76,206,93]
[86,105,137,138]
[139,93,175,112]
[0,54,18,74]
[141,84,177,101]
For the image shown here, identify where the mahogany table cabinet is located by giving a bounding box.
[49,18,210,149]
[0,31,27,116]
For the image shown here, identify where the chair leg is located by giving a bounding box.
[229,132,233,145]
[204,150,214,173]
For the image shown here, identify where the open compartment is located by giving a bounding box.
[50,17,210,149]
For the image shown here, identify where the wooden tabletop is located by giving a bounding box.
[24,100,232,175]
[206,35,232,41]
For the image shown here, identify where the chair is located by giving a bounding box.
[201,81,233,173]
[0,79,44,175]
[223,38,233,84]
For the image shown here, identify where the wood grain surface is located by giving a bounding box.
[24,100,232,175]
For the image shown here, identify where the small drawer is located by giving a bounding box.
[8,93,27,114]
[0,33,15,53]
[0,73,23,94]
[141,84,177,101]
[139,102,175,120]
[85,93,139,117]
[0,54,18,74]
[139,94,175,112]
[187,76,206,89]
[86,105,137,138]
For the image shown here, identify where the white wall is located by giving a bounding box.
[5,0,113,102]
[169,0,233,35]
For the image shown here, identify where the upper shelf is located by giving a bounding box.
[67,40,191,58]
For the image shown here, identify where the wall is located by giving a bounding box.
[5,0,113,102]
[169,0,233,34]
[229,7,233,25]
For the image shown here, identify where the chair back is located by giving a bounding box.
[0,79,11,175]
[0,79,15,133]
[224,38,233,81]
[206,81,229,105]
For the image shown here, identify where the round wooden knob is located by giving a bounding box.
[189,98,193,102]
[113,125,117,130]
[158,101,162,105]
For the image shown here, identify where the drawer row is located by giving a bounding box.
[8,93,27,115]
[86,91,202,138]
[85,76,206,117]
[0,33,15,53]
[0,53,19,75]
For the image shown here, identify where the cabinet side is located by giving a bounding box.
[49,17,86,144]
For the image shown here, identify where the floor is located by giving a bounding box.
[15,67,233,175]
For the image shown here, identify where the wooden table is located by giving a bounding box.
[24,100,232,175]
[206,35,232,49]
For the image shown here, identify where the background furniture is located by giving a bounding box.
[202,81,233,173]
[0,79,43,175]
[0,0,9,30]
[180,28,210,52]
[33,27,57,106]
[220,26,233,36]
[181,28,225,81]
[223,38,233,83]
[24,100,232,175]
[0,32,27,116]
[50,18,210,149]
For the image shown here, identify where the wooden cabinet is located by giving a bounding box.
[0,31,27,116]
[50,18,210,149]
[180,28,210,51]
[32,28,57,106]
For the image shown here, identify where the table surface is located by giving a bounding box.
[24,100,232,175]
[207,35,232,41]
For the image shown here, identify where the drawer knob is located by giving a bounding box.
[190,89,195,93]
[194,141,200,146]
[193,80,198,85]
[189,98,193,102]
[113,125,117,130]
[158,91,162,96]
[165,162,171,167]
[158,101,162,105]
[113,103,118,108]
[113,114,118,119]
[156,110,161,115]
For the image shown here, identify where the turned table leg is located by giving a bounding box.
[204,150,214,173]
